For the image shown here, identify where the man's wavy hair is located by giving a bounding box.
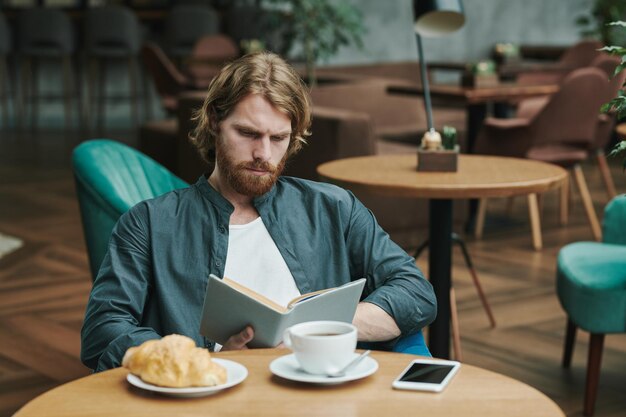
[189,52,312,164]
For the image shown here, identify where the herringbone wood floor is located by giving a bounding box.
[1,123,625,417]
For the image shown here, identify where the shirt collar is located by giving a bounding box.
[193,174,279,212]
[194,175,234,214]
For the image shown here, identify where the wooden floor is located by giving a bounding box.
[1,124,625,417]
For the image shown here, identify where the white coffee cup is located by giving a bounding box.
[283,321,357,375]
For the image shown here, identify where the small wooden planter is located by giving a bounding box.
[417,145,459,172]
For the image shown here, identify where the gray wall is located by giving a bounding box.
[326,0,593,66]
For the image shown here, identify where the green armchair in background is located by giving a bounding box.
[557,194,626,416]
[72,139,188,280]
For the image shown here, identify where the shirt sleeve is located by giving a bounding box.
[80,203,161,372]
[345,192,437,335]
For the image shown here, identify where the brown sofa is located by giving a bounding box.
[310,79,426,143]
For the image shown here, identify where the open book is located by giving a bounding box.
[199,275,366,348]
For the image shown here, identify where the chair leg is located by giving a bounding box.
[505,196,515,216]
[559,176,569,226]
[595,150,617,201]
[86,58,98,130]
[129,56,139,127]
[453,233,496,328]
[31,58,39,129]
[98,59,107,134]
[413,239,429,260]
[61,56,73,130]
[142,61,153,121]
[527,193,543,250]
[572,164,602,241]
[584,333,605,417]
[0,58,7,128]
[474,198,487,239]
[562,319,576,368]
[449,286,463,362]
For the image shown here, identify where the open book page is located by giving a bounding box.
[222,277,288,313]
[286,288,334,308]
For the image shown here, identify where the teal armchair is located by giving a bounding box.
[73,139,188,280]
[557,195,626,416]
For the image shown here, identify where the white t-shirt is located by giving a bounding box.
[224,216,301,307]
[215,217,301,351]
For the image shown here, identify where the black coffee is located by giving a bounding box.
[306,332,343,337]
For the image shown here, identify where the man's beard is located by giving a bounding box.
[216,146,287,197]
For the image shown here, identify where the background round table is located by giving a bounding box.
[317,154,567,358]
[14,349,565,417]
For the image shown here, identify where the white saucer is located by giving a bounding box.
[126,358,247,398]
[269,353,378,384]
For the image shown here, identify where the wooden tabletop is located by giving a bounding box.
[388,82,559,105]
[317,154,567,199]
[14,349,564,417]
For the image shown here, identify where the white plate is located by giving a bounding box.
[126,358,247,398]
[269,353,378,384]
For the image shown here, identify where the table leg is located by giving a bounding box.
[465,103,488,232]
[428,199,453,359]
[466,103,487,153]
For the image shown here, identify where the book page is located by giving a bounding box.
[287,288,334,309]
[223,277,288,313]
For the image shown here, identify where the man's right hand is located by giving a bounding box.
[221,326,254,350]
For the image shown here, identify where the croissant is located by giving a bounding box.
[122,334,227,388]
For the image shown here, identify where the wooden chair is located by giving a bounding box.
[185,34,239,86]
[510,54,626,202]
[474,67,609,247]
[141,42,203,116]
[514,39,604,85]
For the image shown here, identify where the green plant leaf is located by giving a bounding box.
[599,45,626,55]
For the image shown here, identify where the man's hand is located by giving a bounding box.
[222,326,254,350]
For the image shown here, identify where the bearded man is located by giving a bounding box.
[81,52,436,372]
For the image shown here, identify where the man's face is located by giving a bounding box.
[215,94,292,197]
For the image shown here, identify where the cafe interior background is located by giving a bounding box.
[0,0,625,416]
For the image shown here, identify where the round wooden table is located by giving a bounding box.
[317,154,567,358]
[14,349,565,417]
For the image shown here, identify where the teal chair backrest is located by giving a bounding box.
[73,139,188,280]
[603,195,626,245]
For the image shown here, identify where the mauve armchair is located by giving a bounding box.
[474,67,609,244]
[514,54,626,201]
[513,39,604,85]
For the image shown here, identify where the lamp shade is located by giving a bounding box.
[413,0,464,37]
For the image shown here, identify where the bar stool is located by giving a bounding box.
[165,4,220,65]
[0,11,13,127]
[16,8,80,129]
[84,5,143,130]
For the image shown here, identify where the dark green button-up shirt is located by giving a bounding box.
[81,176,436,371]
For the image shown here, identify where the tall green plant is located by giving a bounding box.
[263,0,365,87]
[600,21,626,170]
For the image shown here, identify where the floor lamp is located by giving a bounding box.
[412,1,495,362]
[413,0,465,151]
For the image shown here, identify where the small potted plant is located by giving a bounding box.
[417,125,459,172]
